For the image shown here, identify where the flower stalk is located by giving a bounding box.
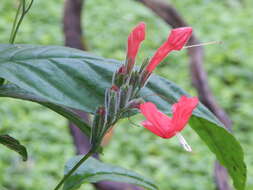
[90,24,194,151]
[53,149,95,190]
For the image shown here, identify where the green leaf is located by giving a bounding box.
[0,134,28,161]
[0,44,110,112]
[190,117,246,190]
[63,156,158,190]
[0,44,246,190]
[0,84,91,137]
[0,77,4,85]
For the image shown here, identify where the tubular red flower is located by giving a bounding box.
[146,27,192,73]
[127,22,146,67]
[139,96,198,138]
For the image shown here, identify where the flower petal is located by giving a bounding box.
[167,27,192,50]
[172,96,199,131]
[146,27,192,72]
[146,41,174,72]
[140,102,171,128]
[141,120,167,138]
[127,22,146,66]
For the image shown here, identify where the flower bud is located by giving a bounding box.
[97,106,105,116]
[113,66,127,87]
[126,22,146,72]
[118,65,127,75]
[111,85,119,92]
[91,106,106,148]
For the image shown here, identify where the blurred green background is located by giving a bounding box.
[0,0,253,189]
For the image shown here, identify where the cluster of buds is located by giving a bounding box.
[91,22,196,151]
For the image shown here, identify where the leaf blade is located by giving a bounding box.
[0,134,28,161]
[63,156,158,190]
[190,117,246,190]
[0,84,91,137]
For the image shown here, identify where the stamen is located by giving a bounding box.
[176,133,192,152]
[183,41,223,49]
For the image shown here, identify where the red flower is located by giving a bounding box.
[146,27,192,73]
[127,22,146,67]
[139,96,198,139]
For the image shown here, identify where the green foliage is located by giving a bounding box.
[0,84,91,137]
[0,98,75,190]
[0,44,246,190]
[64,156,157,190]
[190,117,246,190]
[0,78,4,85]
[0,134,27,161]
[0,0,252,190]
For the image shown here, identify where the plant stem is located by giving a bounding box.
[9,0,34,44]
[10,0,26,44]
[9,1,22,43]
[54,149,94,190]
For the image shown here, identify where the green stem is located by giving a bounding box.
[53,149,94,190]
[9,1,22,43]
[9,0,34,44]
[24,0,34,13]
[10,0,26,44]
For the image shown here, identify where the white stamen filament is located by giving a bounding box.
[176,133,192,152]
[183,41,223,49]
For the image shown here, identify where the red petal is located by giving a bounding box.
[146,41,174,72]
[140,102,176,138]
[127,22,146,65]
[171,96,199,131]
[141,120,167,138]
[167,27,192,50]
[146,27,192,73]
[140,102,171,128]
[163,131,177,138]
